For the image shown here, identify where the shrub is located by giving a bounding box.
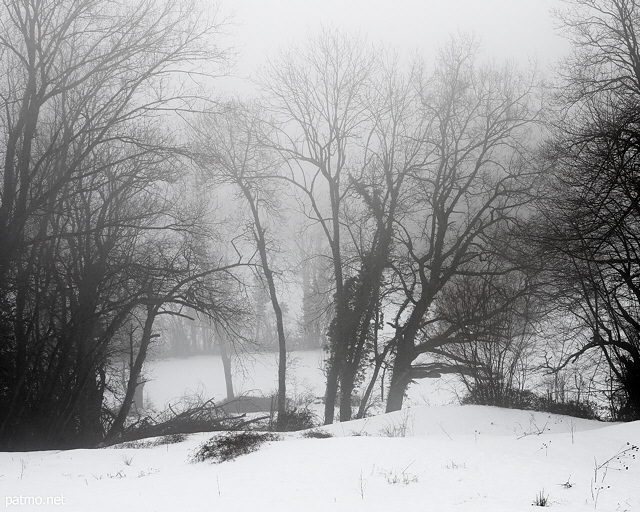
[461,384,538,410]
[155,433,189,445]
[461,384,601,420]
[275,408,317,432]
[190,431,280,463]
[538,398,600,420]
[609,363,640,421]
[302,429,333,439]
[111,433,189,449]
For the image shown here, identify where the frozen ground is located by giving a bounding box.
[2,352,638,511]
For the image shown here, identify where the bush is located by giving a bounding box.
[275,408,317,432]
[302,429,333,439]
[111,433,189,449]
[610,359,640,421]
[461,384,601,420]
[155,433,189,445]
[538,398,600,420]
[190,431,280,463]
[461,385,538,410]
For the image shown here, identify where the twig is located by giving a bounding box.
[437,422,453,441]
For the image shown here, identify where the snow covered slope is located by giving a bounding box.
[2,405,638,512]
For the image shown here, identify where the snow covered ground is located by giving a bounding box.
[1,406,638,511]
[143,349,460,410]
[143,350,330,409]
[2,352,639,511]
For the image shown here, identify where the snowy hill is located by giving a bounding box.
[2,405,638,512]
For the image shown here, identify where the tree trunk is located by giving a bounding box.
[386,364,411,412]
[323,354,340,424]
[216,326,235,400]
[356,363,380,419]
[386,332,416,413]
[241,183,288,428]
[104,305,156,444]
[339,371,355,422]
[356,343,391,419]
[254,248,286,427]
[276,319,287,425]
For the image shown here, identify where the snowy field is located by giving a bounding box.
[143,349,459,411]
[144,350,331,409]
[2,352,639,512]
[1,407,638,511]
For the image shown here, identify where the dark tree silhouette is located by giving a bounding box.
[383,36,540,412]
[0,0,232,449]
[536,0,640,420]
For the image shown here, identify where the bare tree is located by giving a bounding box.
[538,0,640,420]
[332,52,429,420]
[257,30,540,419]
[384,36,541,412]
[193,101,292,428]
[104,236,246,443]
[432,256,543,406]
[258,28,377,423]
[0,0,231,449]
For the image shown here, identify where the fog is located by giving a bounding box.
[223,0,569,77]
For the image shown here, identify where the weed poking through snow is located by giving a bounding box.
[518,414,550,439]
[568,418,577,444]
[137,468,160,478]
[379,410,413,437]
[378,461,418,485]
[534,441,551,457]
[532,489,550,506]
[590,442,638,509]
[357,470,367,499]
[558,476,573,489]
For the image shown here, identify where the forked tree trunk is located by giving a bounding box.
[386,331,418,413]
[356,341,391,419]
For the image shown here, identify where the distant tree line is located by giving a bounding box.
[1,0,639,449]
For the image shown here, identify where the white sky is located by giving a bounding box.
[221,0,570,78]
